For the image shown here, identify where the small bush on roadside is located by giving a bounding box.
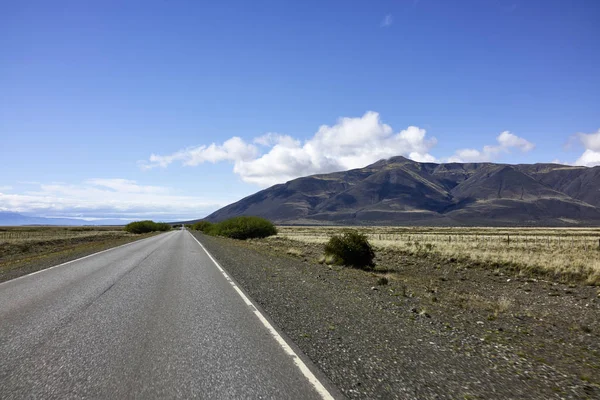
[324,229,375,270]
[209,216,277,240]
[377,276,389,285]
[124,220,171,234]
[192,221,214,233]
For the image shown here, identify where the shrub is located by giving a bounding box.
[192,220,214,233]
[377,276,389,285]
[324,229,375,269]
[210,216,277,240]
[157,223,171,232]
[124,220,171,234]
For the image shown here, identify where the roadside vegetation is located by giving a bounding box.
[191,220,213,233]
[191,216,277,240]
[124,220,171,234]
[277,226,600,285]
[322,229,375,269]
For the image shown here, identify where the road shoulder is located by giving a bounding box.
[192,232,600,399]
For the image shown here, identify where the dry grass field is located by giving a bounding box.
[0,226,127,241]
[0,226,154,282]
[276,226,600,284]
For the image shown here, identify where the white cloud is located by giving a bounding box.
[84,179,167,194]
[496,131,535,152]
[0,186,12,192]
[447,131,535,163]
[579,130,600,151]
[409,152,437,163]
[143,112,438,187]
[575,150,600,166]
[380,14,393,27]
[140,137,258,170]
[0,180,226,221]
[574,129,600,167]
[253,133,288,147]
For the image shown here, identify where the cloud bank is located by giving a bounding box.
[0,179,224,221]
[574,129,600,166]
[142,112,438,186]
[447,131,535,162]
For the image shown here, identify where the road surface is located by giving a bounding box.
[0,230,337,399]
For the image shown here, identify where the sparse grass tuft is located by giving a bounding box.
[495,296,512,314]
[324,254,337,265]
[286,247,304,257]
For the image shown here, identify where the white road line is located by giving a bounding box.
[188,232,335,400]
[0,231,174,287]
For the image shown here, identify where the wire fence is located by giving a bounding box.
[277,229,600,252]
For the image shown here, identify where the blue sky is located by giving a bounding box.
[1,0,599,221]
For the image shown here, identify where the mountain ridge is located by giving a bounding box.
[203,157,600,226]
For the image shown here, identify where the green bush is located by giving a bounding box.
[210,216,277,240]
[192,220,214,233]
[124,220,171,234]
[324,229,375,269]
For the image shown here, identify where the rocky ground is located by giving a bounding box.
[192,232,600,400]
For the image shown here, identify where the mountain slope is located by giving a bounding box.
[205,157,600,226]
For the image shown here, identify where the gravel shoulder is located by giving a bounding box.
[193,232,600,400]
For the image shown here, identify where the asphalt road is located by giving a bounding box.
[0,230,337,399]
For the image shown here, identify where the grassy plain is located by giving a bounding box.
[276,226,600,284]
[0,226,155,282]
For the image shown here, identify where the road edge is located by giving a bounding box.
[0,231,174,287]
[188,231,345,400]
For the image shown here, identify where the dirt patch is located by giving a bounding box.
[194,232,600,399]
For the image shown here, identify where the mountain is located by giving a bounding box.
[0,212,125,226]
[204,157,600,226]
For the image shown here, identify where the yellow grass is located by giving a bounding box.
[0,226,128,243]
[275,226,600,284]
